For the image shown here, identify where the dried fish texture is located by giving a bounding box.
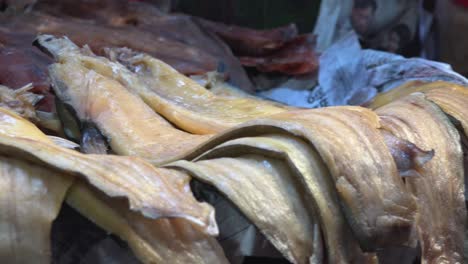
[380,129,434,178]
[0,84,42,122]
[194,18,298,56]
[8,12,218,76]
[48,60,210,164]
[0,29,51,95]
[104,47,289,134]
[67,182,229,264]
[239,34,319,75]
[376,94,465,263]
[424,85,468,134]
[184,134,371,264]
[183,106,416,250]
[0,107,227,263]
[32,0,254,90]
[0,157,72,264]
[0,107,216,234]
[34,34,287,134]
[170,154,318,264]
[368,81,463,109]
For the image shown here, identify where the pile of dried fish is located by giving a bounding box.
[0,34,465,264]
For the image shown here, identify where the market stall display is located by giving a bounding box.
[0,1,467,264]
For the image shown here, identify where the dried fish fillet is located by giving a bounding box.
[35,35,288,134]
[376,94,465,263]
[368,81,465,110]
[424,85,468,217]
[170,154,317,264]
[0,157,72,264]
[368,81,431,109]
[424,85,468,134]
[104,48,289,134]
[0,107,216,234]
[0,107,227,263]
[67,182,229,264]
[185,134,371,264]
[48,60,210,165]
[178,107,416,250]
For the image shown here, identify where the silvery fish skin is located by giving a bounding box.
[0,157,72,264]
[187,134,374,264]
[377,94,465,264]
[170,154,318,264]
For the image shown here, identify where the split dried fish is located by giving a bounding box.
[67,182,229,264]
[104,47,289,134]
[48,60,210,165]
[35,35,288,134]
[180,134,373,264]
[189,107,417,250]
[170,154,318,264]
[0,107,227,263]
[0,107,216,233]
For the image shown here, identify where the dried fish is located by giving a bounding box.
[177,134,372,263]
[103,47,289,134]
[35,34,288,134]
[0,107,216,233]
[0,106,228,263]
[170,154,318,264]
[0,84,42,122]
[381,130,434,178]
[0,157,72,264]
[376,94,465,263]
[425,85,468,134]
[80,122,109,154]
[186,107,416,250]
[368,81,459,109]
[194,18,298,56]
[67,181,229,264]
[48,59,210,164]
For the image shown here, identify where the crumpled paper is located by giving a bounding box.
[260,32,468,108]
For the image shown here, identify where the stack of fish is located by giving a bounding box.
[0,35,466,264]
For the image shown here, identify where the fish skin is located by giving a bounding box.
[0,106,228,263]
[376,94,465,264]
[35,34,288,134]
[170,154,317,264]
[67,182,229,264]
[0,107,217,232]
[226,107,416,251]
[0,157,72,264]
[48,61,211,165]
[184,134,374,264]
[102,47,289,134]
[381,129,434,178]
